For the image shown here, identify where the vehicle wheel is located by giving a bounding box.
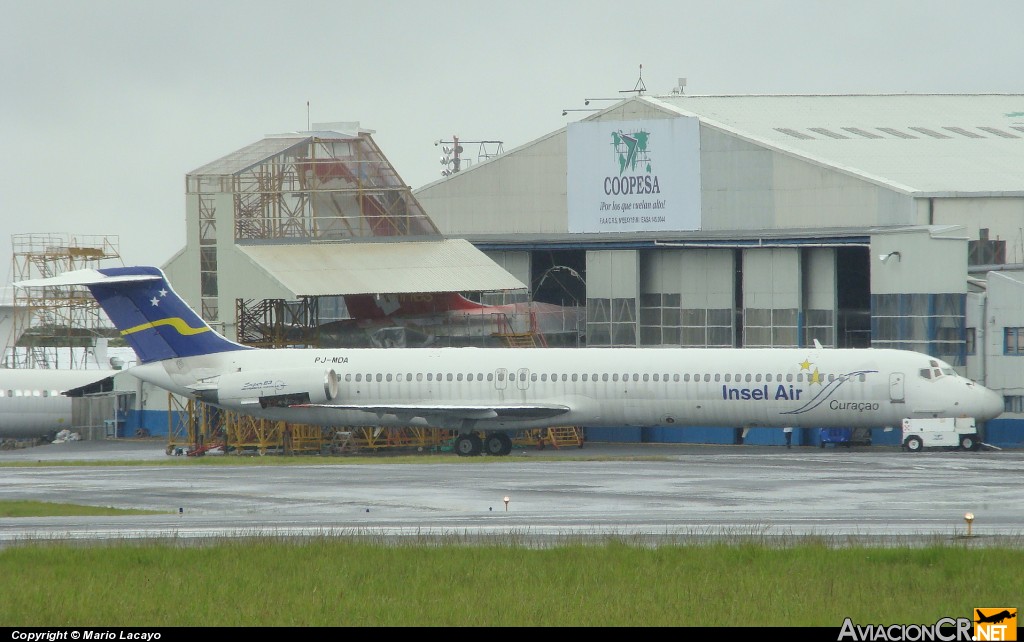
[455,433,482,457]
[959,434,977,451]
[484,433,512,456]
[904,436,923,452]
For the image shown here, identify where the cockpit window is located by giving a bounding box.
[920,368,932,380]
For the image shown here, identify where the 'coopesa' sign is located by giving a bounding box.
[567,117,701,233]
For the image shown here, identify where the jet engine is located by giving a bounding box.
[194,368,338,409]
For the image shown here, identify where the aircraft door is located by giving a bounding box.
[516,368,530,391]
[889,373,905,403]
[494,368,508,391]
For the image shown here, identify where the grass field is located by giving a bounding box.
[1,450,1020,628]
[0,500,1020,627]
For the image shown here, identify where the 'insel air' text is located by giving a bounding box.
[723,384,804,400]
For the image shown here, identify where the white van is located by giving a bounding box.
[901,417,980,452]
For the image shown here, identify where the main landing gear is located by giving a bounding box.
[454,432,512,457]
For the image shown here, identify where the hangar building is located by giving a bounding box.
[413,93,1024,446]
[121,94,1024,448]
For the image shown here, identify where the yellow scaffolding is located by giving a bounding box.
[166,394,582,456]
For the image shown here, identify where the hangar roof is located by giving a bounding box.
[642,94,1024,195]
[236,239,526,297]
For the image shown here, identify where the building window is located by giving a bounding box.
[1005,328,1024,355]
[1005,396,1024,413]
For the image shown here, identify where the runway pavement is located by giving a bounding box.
[1,438,1022,548]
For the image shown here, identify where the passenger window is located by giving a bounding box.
[613,374,619,382]
[487,373,493,381]
[457,373,463,382]
[724,374,731,382]
[572,374,578,382]
[713,374,720,382]
[703,374,711,382]
[582,374,588,382]
[673,374,679,382]
[416,373,423,382]
[745,374,752,383]
[633,374,640,382]
[446,373,453,381]
[755,374,762,383]
[602,373,609,382]
[531,373,537,382]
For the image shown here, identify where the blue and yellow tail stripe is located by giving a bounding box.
[90,266,251,364]
[120,317,212,338]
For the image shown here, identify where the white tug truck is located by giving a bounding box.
[901,417,981,452]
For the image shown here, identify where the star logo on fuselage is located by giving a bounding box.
[799,358,823,385]
[809,368,823,385]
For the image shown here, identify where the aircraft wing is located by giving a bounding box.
[294,402,571,425]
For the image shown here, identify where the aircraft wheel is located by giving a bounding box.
[455,433,482,457]
[904,436,923,452]
[484,433,513,456]
[959,434,978,451]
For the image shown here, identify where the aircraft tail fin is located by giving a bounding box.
[15,266,252,364]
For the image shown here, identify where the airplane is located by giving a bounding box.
[14,266,1005,457]
[0,367,118,441]
[320,292,583,348]
[975,609,1014,624]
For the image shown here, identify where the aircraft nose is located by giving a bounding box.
[979,386,1004,421]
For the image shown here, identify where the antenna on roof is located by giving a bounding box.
[620,64,647,96]
[306,101,310,131]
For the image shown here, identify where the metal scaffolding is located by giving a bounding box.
[6,233,122,369]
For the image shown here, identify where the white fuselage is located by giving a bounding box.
[0,369,117,439]
[126,346,1004,432]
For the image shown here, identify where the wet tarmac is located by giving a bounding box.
[1,438,1021,548]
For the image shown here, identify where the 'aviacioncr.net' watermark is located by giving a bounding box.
[838,608,1017,642]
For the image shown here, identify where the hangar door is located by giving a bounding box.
[742,248,800,347]
[586,250,638,347]
[640,249,734,347]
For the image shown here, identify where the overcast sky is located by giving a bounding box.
[2,0,1022,283]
